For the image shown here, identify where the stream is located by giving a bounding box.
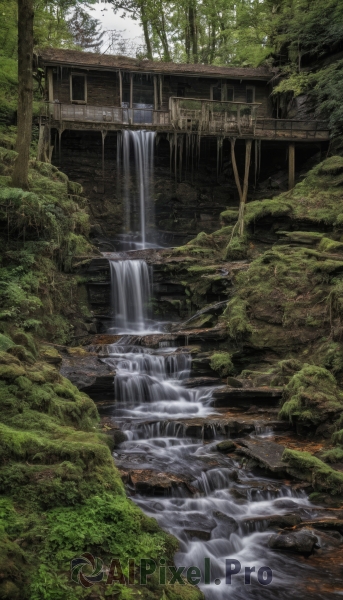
[100,254,342,600]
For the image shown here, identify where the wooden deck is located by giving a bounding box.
[43,101,330,142]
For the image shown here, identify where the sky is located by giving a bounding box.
[90,2,143,47]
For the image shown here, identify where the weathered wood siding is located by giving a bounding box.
[51,68,271,117]
[52,69,119,106]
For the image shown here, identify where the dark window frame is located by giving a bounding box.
[70,73,87,104]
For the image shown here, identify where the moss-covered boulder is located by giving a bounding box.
[279,365,343,433]
[282,449,343,495]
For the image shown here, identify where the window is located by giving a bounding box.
[226,86,234,102]
[177,84,185,98]
[211,84,222,101]
[133,73,154,106]
[70,74,86,103]
[246,86,255,103]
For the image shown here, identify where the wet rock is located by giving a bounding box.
[112,430,128,447]
[216,440,237,452]
[227,377,243,388]
[243,513,302,530]
[213,512,239,534]
[231,481,281,500]
[235,438,287,475]
[273,499,301,510]
[183,514,217,541]
[125,469,198,495]
[297,519,343,533]
[268,529,319,554]
[60,351,115,401]
[313,529,343,549]
[183,376,222,388]
[212,386,283,408]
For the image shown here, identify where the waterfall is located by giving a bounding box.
[121,130,155,249]
[109,259,151,332]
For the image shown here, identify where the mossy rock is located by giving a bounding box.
[0,334,14,352]
[319,237,343,253]
[216,440,236,452]
[0,364,26,380]
[279,365,343,428]
[39,345,62,365]
[210,352,234,377]
[12,332,37,357]
[7,345,35,364]
[66,346,92,357]
[282,448,343,495]
[318,156,343,176]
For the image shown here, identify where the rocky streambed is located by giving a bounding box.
[58,329,343,600]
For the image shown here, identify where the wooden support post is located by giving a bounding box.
[238,139,252,235]
[119,70,122,107]
[130,74,133,109]
[47,68,54,115]
[288,143,295,190]
[159,75,163,109]
[58,128,62,165]
[153,75,158,110]
[101,130,107,184]
[230,138,243,202]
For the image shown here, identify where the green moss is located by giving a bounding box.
[210,352,234,377]
[0,333,14,351]
[224,234,248,260]
[282,448,343,495]
[279,365,343,427]
[220,209,239,224]
[223,297,252,338]
[319,237,343,253]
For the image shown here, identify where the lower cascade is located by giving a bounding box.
[104,256,325,600]
[109,259,151,333]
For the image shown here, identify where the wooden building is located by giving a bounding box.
[36,48,330,190]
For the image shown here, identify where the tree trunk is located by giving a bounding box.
[12,0,34,189]
[158,13,171,61]
[140,5,153,60]
[238,139,252,236]
[189,1,198,63]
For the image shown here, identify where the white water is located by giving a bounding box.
[109,259,151,333]
[104,336,320,599]
[121,130,155,249]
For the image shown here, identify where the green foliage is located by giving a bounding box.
[210,352,234,377]
[273,71,310,97]
[310,60,343,136]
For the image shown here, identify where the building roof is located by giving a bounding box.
[36,48,272,81]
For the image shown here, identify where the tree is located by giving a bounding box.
[68,8,104,51]
[12,0,34,189]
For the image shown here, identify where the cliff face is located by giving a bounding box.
[55,131,322,249]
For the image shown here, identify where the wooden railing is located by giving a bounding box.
[255,118,330,140]
[42,101,329,140]
[169,97,261,134]
[43,102,170,126]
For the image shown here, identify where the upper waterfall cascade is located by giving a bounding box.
[119,130,155,250]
